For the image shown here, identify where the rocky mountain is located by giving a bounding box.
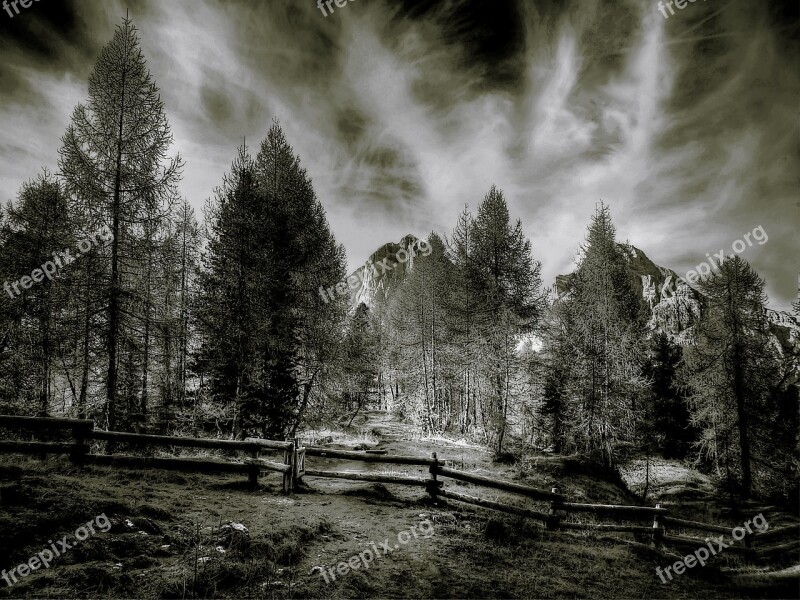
[557,244,799,360]
[555,245,703,343]
[619,244,704,344]
[350,237,799,365]
[347,234,426,312]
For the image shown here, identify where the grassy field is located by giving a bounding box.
[0,414,794,599]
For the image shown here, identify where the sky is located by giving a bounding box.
[0,0,798,310]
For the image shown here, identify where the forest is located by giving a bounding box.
[1,17,797,509]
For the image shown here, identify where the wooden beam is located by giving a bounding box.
[661,515,729,534]
[432,465,561,501]
[752,539,800,559]
[559,521,655,534]
[244,437,294,451]
[559,502,669,517]
[0,440,89,455]
[305,447,435,466]
[86,453,252,475]
[752,524,800,544]
[245,457,292,474]
[304,469,431,486]
[663,534,748,554]
[0,415,94,432]
[435,488,550,522]
[91,430,279,453]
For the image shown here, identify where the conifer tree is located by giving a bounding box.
[447,206,479,433]
[469,186,544,453]
[558,204,647,466]
[196,145,263,437]
[678,256,782,498]
[198,124,346,439]
[59,16,182,429]
[0,173,72,414]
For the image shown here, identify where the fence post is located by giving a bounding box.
[247,443,260,491]
[427,452,440,501]
[743,528,754,563]
[652,503,664,549]
[282,439,294,495]
[69,421,91,467]
[292,437,305,490]
[547,487,562,530]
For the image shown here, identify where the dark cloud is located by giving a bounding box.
[0,0,797,309]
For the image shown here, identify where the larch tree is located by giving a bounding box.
[469,186,544,454]
[58,16,182,429]
[678,256,783,499]
[388,234,451,434]
[446,206,480,434]
[560,204,647,467]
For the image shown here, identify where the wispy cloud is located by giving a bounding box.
[0,0,796,308]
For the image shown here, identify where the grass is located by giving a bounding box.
[0,456,330,599]
[0,416,794,599]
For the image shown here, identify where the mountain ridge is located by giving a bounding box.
[348,237,799,362]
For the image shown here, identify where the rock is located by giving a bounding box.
[215,521,249,548]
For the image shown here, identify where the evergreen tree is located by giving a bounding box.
[341,304,381,426]
[469,186,544,454]
[678,256,783,499]
[253,123,347,437]
[196,145,264,437]
[643,332,696,459]
[0,173,72,414]
[559,204,647,466]
[446,206,479,434]
[197,124,346,440]
[539,296,577,453]
[58,16,182,429]
[388,234,451,434]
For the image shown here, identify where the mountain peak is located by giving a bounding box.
[350,235,424,312]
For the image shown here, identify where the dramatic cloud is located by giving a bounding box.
[0,0,797,308]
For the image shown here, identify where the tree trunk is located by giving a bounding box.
[106,69,126,431]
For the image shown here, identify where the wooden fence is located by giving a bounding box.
[0,415,301,492]
[1,414,798,567]
[298,448,799,565]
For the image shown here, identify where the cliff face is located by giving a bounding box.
[555,245,704,341]
[348,234,422,312]
[766,308,800,359]
[558,244,799,359]
[618,245,703,342]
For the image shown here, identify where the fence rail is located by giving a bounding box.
[304,469,434,487]
[0,415,298,492]
[560,501,668,516]
[0,414,795,569]
[661,515,731,534]
[0,415,93,432]
[431,464,561,502]
[304,446,435,465]
[92,430,271,452]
